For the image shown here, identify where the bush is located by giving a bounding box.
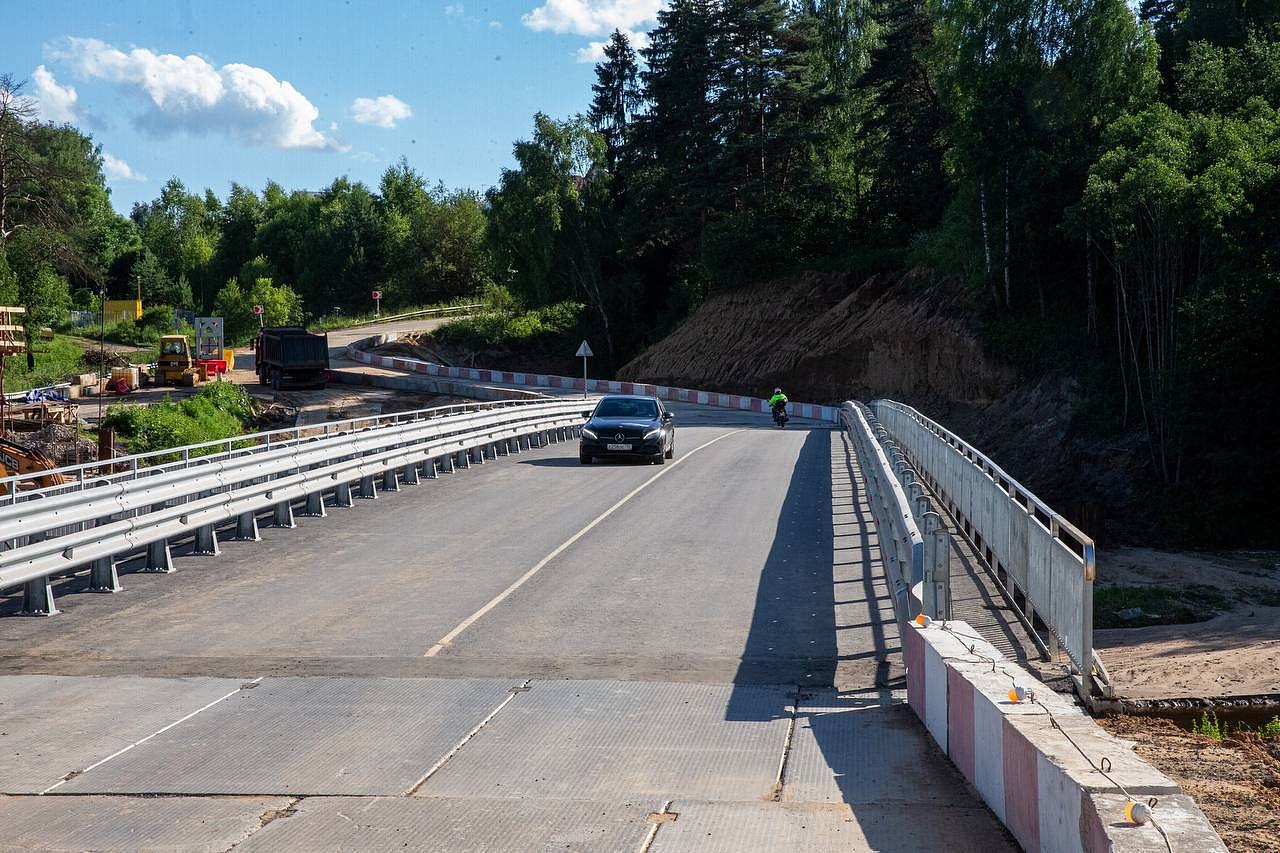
[433,301,583,353]
[102,382,257,456]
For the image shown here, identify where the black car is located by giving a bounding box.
[579,395,676,464]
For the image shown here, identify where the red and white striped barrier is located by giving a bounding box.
[346,338,839,422]
[903,620,1226,852]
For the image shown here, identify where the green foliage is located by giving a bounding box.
[101,382,257,456]
[1093,584,1231,628]
[213,277,303,344]
[1191,711,1224,740]
[0,334,84,392]
[433,301,584,353]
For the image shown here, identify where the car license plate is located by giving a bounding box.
[606,443,632,451]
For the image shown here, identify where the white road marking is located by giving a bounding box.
[424,429,745,657]
[40,677,265,795]
[402,679,531,796]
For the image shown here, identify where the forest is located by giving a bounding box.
[2,0,1278,543]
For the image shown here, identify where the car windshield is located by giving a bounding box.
[594,398,658,419]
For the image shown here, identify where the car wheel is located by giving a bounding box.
[579,453,592,464]
[665,439,674,459]
[654,452,666,465]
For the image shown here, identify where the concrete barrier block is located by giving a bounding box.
[1088,793,1228,853]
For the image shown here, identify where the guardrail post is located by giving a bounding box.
[402,463,419,485]
[233,511,261,541]
[88,556,123,593]
[194,524,220,556]
[358,475,378,499]
[442,454,455,474]
[334,482,354,507]
[382,468,400,491]
[303,492,327,517]
[21,577,58,615]
[471,446,485,464]
[273,501,295,528]
[457,450,471,469]
[142,539,174,573]
[496,440,509,457]
[921,512,951,620]
[509,437,521,454]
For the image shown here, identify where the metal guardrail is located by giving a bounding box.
[0,397,595,616]
[870,399,1109,699]
[340,303,481,328]
[841,402,923,634]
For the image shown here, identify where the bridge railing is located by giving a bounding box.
[841,402,924,635]
[1,398,593,616]
[869,399,1110,698]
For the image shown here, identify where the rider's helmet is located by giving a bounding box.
[773,387,782,395]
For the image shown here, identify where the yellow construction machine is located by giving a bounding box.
[0,436,67,496]
[157,335,205,386]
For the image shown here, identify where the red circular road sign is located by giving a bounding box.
[371,290,383,300]
[252,304,264,315]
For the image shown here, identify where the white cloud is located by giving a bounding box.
[522,0,663,36]
[576,28,648,62]
[445,3,465,15]
[31,64,79,123]
[48,37,343,150]
[350,95,413,129]
[101,153,146,182]
[489,19,504,28]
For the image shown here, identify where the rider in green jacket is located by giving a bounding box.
[768,388,788,421]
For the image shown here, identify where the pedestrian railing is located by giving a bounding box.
[870,399,1110,698]
[0,398,593,616]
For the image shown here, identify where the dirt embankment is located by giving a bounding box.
[619,270,1016,408]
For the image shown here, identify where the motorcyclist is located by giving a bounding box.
[768,388,788,423]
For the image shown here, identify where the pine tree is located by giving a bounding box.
[588,31,641,174]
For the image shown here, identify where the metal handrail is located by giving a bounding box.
[869,399,1108,699]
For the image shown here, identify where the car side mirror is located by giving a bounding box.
[663,412,674,421]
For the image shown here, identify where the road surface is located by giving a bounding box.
[0,404,1015,851]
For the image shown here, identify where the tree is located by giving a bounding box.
[589,31,642,174]
[213,276,303,344]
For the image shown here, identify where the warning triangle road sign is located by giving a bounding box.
[575,340,594,358]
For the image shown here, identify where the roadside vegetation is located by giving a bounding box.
[1093,584,1233,628]
[101,382,257,457]
[1191,712,1280,741]
[1,334,85,393]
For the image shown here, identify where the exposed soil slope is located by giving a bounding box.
[619,270,1016,408]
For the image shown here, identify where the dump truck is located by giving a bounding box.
[255,327,329,390]
[157,335,203,386]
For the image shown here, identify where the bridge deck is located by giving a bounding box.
[0,406,1016,851]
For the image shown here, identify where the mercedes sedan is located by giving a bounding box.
[579,395,675,465]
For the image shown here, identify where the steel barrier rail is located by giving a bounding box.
[870,399,1110,699]
[338,303,481,328]
[0,398,596,615]
[0,398,553,502]
[840,402,924,634]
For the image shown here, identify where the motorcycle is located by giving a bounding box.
[772,404,789,428]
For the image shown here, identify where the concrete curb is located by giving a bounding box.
[344,335,840,422]
[904,620,1226,852]
[329,368,544,402]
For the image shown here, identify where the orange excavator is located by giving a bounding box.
[0,436,66,496]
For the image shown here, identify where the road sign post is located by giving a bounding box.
[372,290,382,318]
[252,304,264,328]
[575,340,593,399]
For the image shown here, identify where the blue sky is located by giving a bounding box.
[12,0,662,213]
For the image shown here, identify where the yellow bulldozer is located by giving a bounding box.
[157,335,205,386]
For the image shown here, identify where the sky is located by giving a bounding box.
[10,0,663,213]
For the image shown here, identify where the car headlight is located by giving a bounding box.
[581,427,598,439]
[643,428,662,440]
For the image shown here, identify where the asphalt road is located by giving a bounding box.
[0,404,1015,852]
